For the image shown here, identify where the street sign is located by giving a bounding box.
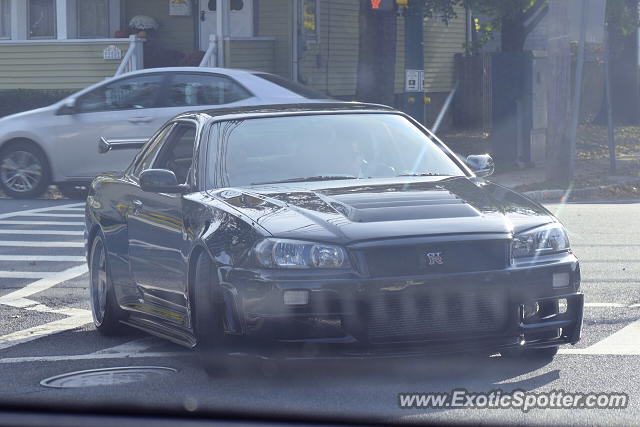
[405,69,424,92]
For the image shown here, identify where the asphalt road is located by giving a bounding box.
[0,198,638,425]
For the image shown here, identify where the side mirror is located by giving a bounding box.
[56,99,77,115]
[139,169,189,194]
[466,154,494,177]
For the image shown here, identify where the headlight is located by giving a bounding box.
[511,223,570,258]
[254,238,351,269]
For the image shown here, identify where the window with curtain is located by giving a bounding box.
[28,0,56,39]
[0,0,10,39]
[77,0,109,38]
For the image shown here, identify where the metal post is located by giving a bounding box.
[292,0,299,81]
[604,22,617,175]
[402,0,425,123]
[568,0,589,180]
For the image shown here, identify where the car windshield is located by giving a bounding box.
[208,113,464,187]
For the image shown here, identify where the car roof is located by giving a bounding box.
[176,102,397,121]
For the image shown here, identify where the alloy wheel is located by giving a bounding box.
[90,239,108,327]
[0,150,43,193]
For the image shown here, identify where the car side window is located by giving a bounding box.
[130,124,175,177]
[164,73,251,107]
[75,74,164,113]
[152,123,197,184]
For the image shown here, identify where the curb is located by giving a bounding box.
[522,181,640,202]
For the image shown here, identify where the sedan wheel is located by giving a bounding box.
[90,235,126,335]
[0,143,50,199]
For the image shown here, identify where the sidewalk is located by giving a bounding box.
[489,167,546,189]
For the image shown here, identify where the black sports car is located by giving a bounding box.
[85,103,583,371]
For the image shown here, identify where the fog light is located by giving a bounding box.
[522,301,540,319]
[553,272,570,288]
[558,298,568,314]
[284,290,309,305]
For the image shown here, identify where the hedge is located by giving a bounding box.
[0,89,76,119]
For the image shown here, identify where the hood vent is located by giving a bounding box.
[327,190,480,223]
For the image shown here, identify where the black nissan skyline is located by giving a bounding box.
[84,103,583,372]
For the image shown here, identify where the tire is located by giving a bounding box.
[192,252,237,376]
[57,183,89,200]
[0,141,51,199]
[89,235,127,336]
[502,346,559,361]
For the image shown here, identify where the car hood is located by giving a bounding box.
[206,176,555,244]
[0,104,57,124]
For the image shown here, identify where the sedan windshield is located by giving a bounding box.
[208,113,465,187]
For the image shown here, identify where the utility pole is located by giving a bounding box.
[604,21,617,176]
[545,0,572,184]
[402,0,425,123]
[568,0,588,181]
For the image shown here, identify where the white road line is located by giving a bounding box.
[0,264,88,306]
[19,213,85,218]
[92,337,160,355]
[0,220,84,226]
[0,202,85,220]
[0,351,188,364]
[0,241,84,248]
[560,319,640,355]
[0,311,92,351]
[0,271,57,279]
[0,255,85,262]
[584,302,628,308]
[0,229,84,236]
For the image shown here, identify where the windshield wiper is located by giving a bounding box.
[396,173,448,177]
[251,175,358,185]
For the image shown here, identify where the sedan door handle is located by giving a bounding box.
[132,199,143,212]
[128,117,153,124]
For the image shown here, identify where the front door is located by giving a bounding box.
[199,0,254,49]
[127,122,198,321]
[53,73,168,181]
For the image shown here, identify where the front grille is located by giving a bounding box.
[366,286,510,343]
[363,240,508,277]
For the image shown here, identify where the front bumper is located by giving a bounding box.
[219,252,583,359]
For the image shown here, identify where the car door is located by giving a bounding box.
[51,72,170,181]
[158,72,258,117]
[127,121,198,321]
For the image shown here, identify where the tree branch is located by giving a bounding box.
[522,0,548,23]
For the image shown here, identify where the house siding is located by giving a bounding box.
[256,0,293,79]
[125,0,195,52]
[298,0,359,97]
[0,41,131,89]
[225,39,276,73]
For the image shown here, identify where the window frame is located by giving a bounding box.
[0,0,10,40]
[76,0,110,39]
[128,122,177,179]
[151,121,199,185]
[27,0,57,40]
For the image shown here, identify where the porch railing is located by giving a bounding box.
[199,34,219,68]
[115,35,144,76]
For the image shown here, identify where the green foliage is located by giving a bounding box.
[0,89,74,118]
[606,0,640,35]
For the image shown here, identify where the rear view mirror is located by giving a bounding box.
[139,169,189,194]
[56,99,77,115]
[466,154,494,177]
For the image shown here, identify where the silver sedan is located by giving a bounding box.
[0,67,329,199]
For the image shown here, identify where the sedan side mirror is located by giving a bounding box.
[466,154,494,177]
[139,169,189,194]
[56,99,77,115]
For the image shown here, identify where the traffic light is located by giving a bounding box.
[368,0,395,12]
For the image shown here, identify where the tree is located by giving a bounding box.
[355,0,459,105]
[463,0,549,53]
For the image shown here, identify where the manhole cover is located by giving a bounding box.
[41,366,176,388]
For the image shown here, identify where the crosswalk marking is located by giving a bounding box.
[0,220,84,226]
[19,213,85,218]
[560,319,640,355]
[0,241,84,247]
[0,311,93,351]
[0,264,88,306]
[0,229,84,236]
[0,255,85,262]
[0,271,57,279]
[0,202,84,220]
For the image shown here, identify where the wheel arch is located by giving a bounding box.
[0,137,52,169]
